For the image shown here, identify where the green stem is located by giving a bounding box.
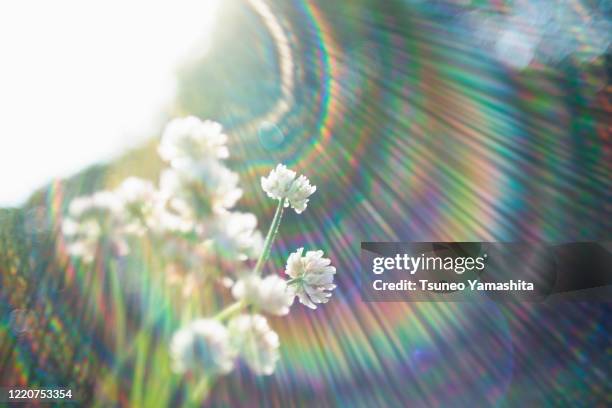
[109,259,126,351]
[190,375,211,405]
[253,198,285,276]
[214,300,245,321]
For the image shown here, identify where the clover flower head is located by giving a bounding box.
[286,175,316,214]
[228,314,280,375]
[68,191,123,218]
[261,164,316,213]
[170,318,236,375]
[61,218,99,262]
[158,116,229,166]
[62,191,127,262]
[147,196,195,235]
[159,161,242,220]
[285,248,336,309]
[261,164,296,200]
[115,177,157,235]
[158,169,192,219]
[213,211,263,261]
[116,177,156,205]
[232,274,294,316]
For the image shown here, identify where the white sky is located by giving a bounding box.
[0,0,220,206]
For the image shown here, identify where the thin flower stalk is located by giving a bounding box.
[252,198,286,276]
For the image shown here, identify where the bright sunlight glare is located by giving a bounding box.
[0,0,220,206]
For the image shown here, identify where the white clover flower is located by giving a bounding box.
[114,177,157,235]
[61,218,100,262]
[286,175,316,214]
[170,318,236,375]
[285,248,336,309]
[158,170,194,223]
[148,197,195,235]
[261,164,316,213]
[261,164,296,200]
[115,177,156,206]
[212,211,263,261]
[70,191,123,216]
[232,274,294,316]
[228,314,280,375]
[159,161,242,221]
[62,191,128,262]
[158,116,229,166]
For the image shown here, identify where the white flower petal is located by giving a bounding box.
[232,274,294,316]
[287,175,316,214]
[285,248,336,310]
[159,162,243,222]
[228,314,280,375]
[261,165,316,213]
[62,191,127,262]
[170,318,235,375]
[159,117,229,165]
[261,164,296,201]
[115,177,157,236]
[213,211,263,261]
